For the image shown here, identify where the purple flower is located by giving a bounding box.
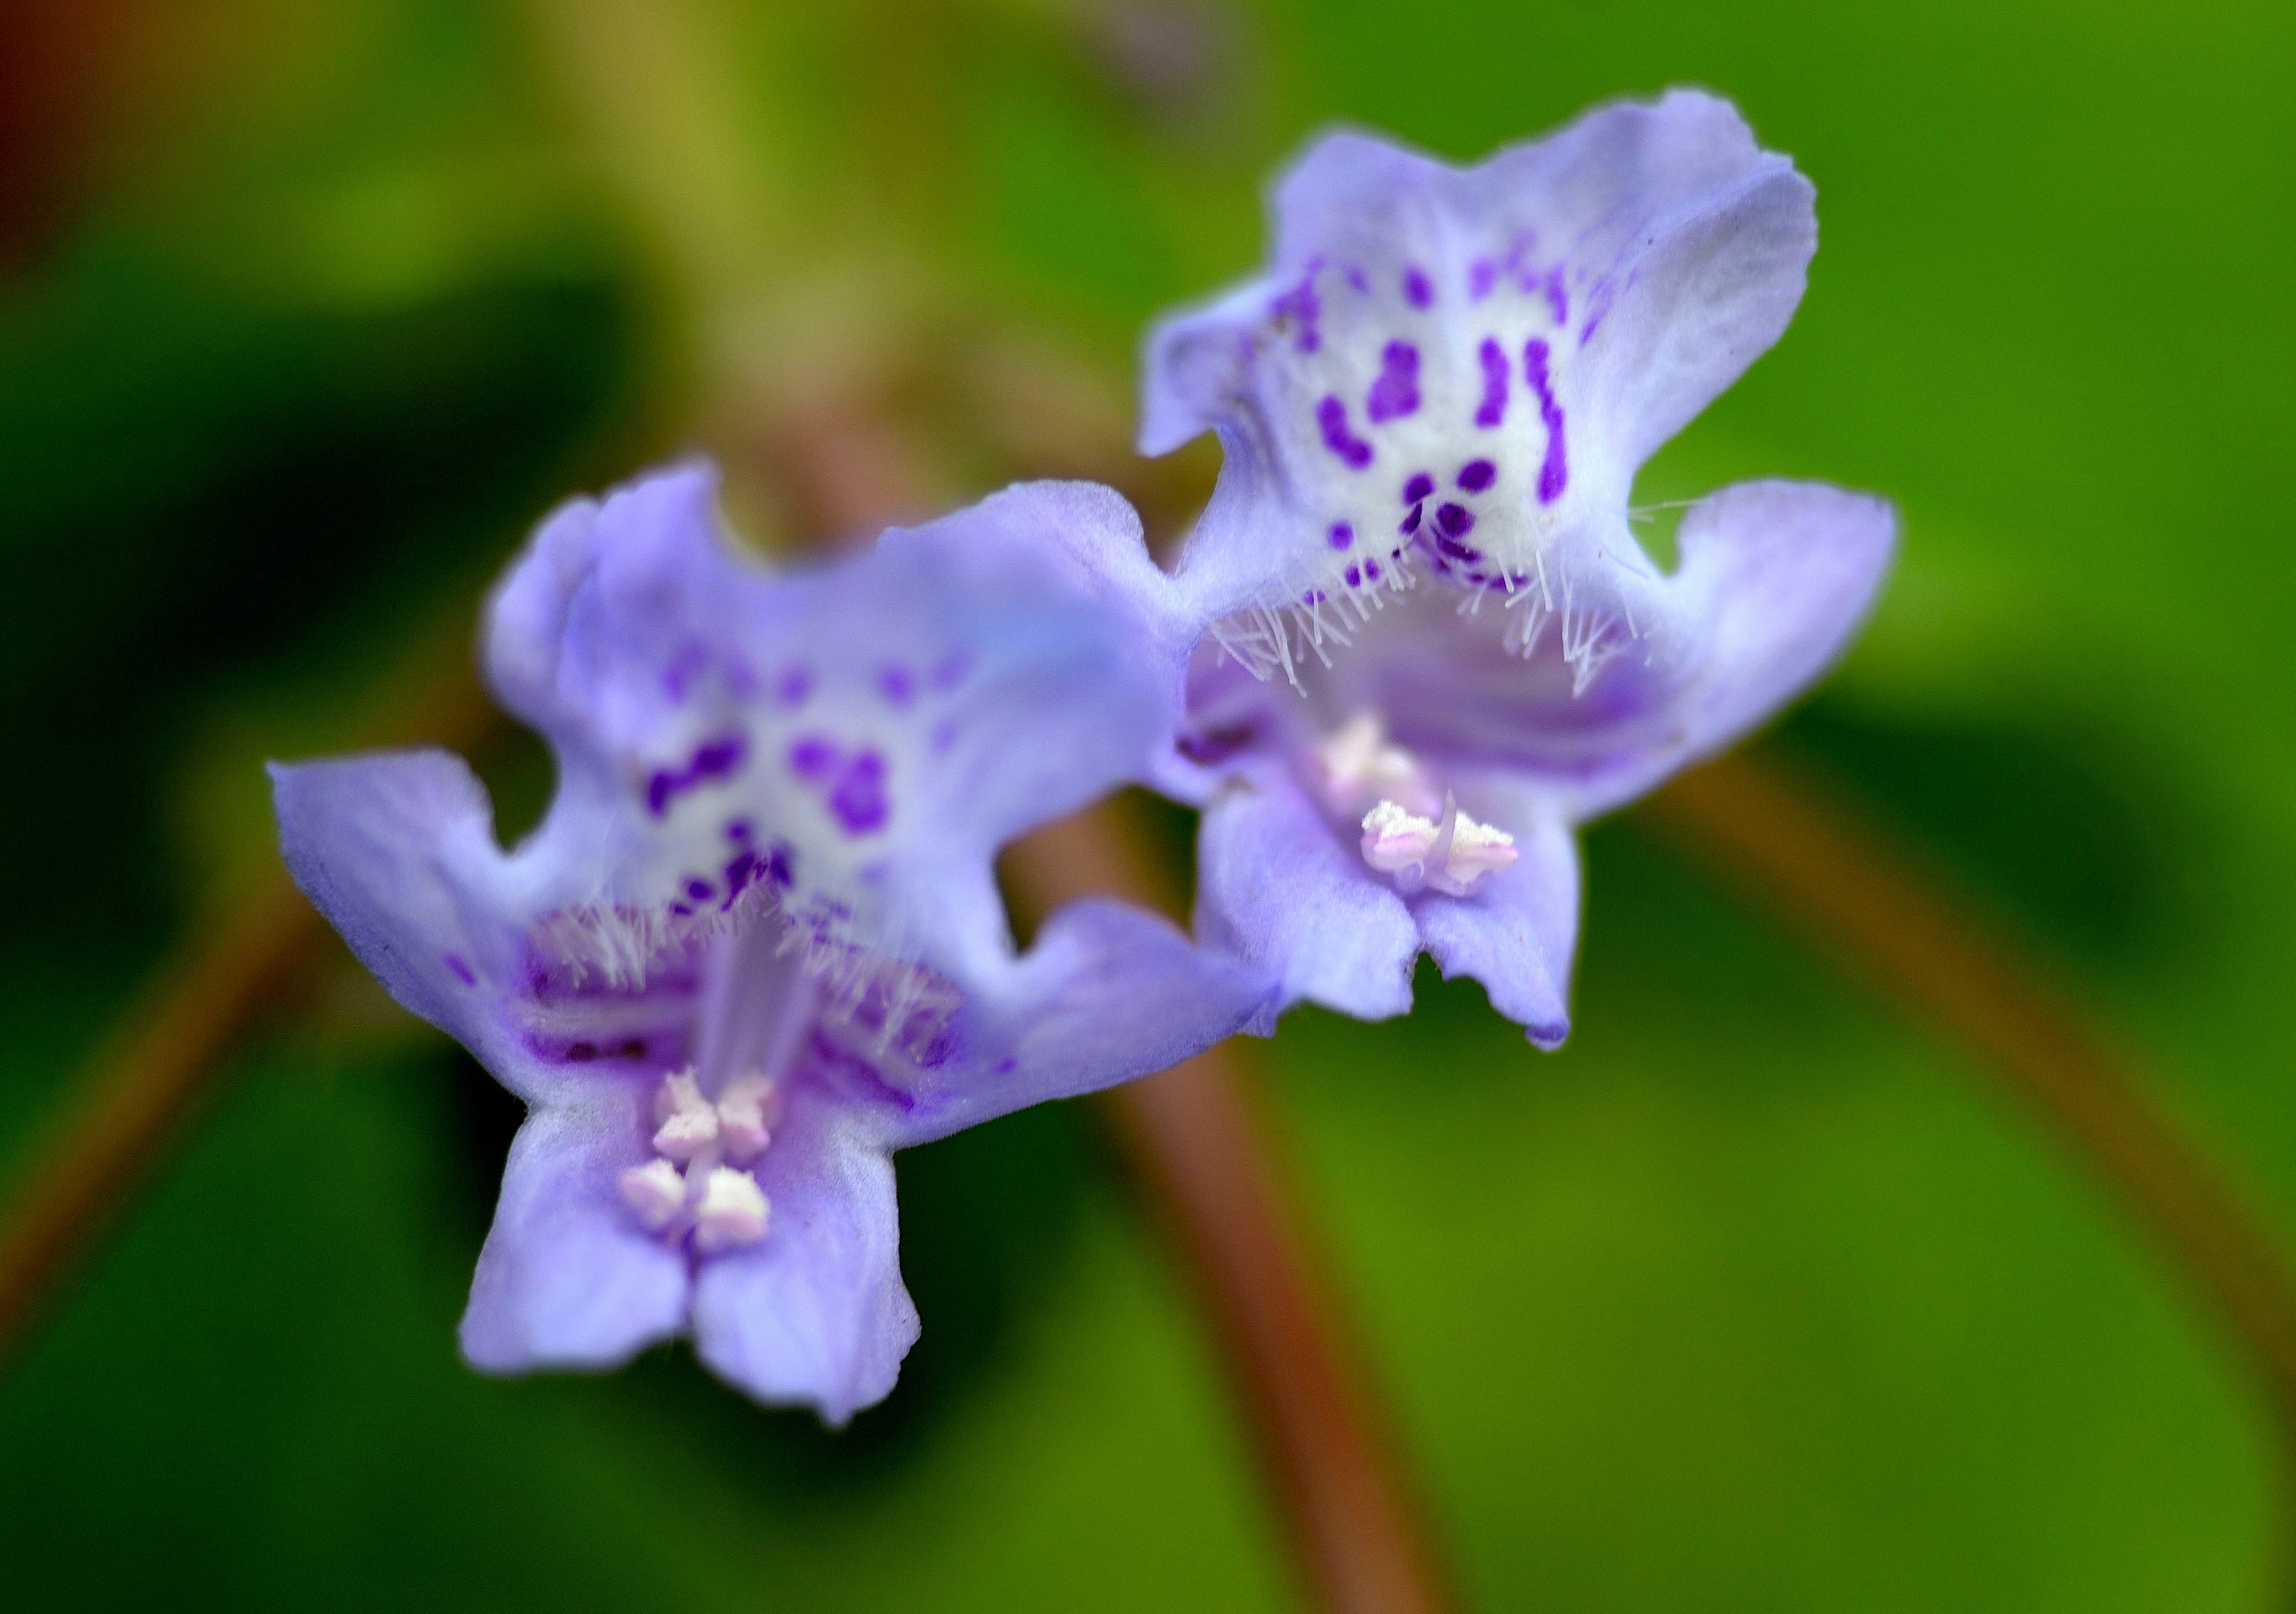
[272,465,1272,1422]
[1134,92,1896,1046]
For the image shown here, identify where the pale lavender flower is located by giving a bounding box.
[272,465,1272,1422]
[1131,91,1896,1044]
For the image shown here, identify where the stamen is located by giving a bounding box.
[716,1074,776,1164]
[618,1159,686,1231]
[1358,793,1518,898]
[624,1068,782,1248]
[693,1167,770,1253]
[651,1069,720,1161]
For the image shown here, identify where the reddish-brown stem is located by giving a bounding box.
[1007,803,1454,1614]
[1641,749,2296,1446]
[0,878,320,1357]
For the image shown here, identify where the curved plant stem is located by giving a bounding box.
[1641,749,2296,1445]
[0,646,505,1368]
[0,877,319,1358]
[1007,802,1455,1614]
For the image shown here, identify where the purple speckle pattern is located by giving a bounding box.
[444,954,476,987]
[788,734,839,781]
[827,750,889,836]
[1436,502,1475,538]
[775,664,812,707]
[1316,395,1374,469]
[1541,266,1569,327]
[877,663,916,706]
[1474,336,1509,428]
[1523,338,1570,504]
[1327,522,1354,550]
[1270,269,1322,352]
[1468,259,1496,300]
[1402,472,1434,505]
[1365,340,1421,423]
[1457,459,1496,492]
[645,733,746,817]
[786,736,893,837]
[1402,265,1433,308]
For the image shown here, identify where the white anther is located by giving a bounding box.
[1317,712,1442,818]
[692,1167,770,1253]
[651,1069,719,1162]
[1359,793,1517,898]
[1434,810,1520,896]
[715,1075,776,1166]
[618,1159,687,1232]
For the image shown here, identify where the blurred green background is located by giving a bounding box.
[3,0,2292,1608]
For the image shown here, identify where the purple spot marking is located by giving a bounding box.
[645,732,747,816]
[444,955,476,986]
[829,750,889,836]
[1437,534,1483,563]
[1398,504,1423,537]
[725,818,753,843]
[995,1057,1017,1075]
[1364,559,1382,581]
[662,642,706,703]
[1365,340,1421,423]
[1328,521,1354,550]
[1402,472,1434,505]
[929,652,970,691]
[719,851,757,909]
[685,878,714,902]
[1345,264,1370,294]
[1523,339,1569,503]
[1541,266,1568,326]
[765,843,795,889]
[1344,564,1361,587]
[1474,336,1509,428]
[1457,459,1496,492]
[1403,265,1432,308]
[877,663,916,706]
[788,733,840,780]
[1316,395,1373,469]
[1468,259,1496,301]
[1437,502,1475,538]
[775,664,812,707]
[1270,269,1322,352]
[1178,723,1255,765]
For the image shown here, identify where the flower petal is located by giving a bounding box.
[1193,762,1420,1022]
[1140,91,1812,638]
[271,749,507,1053]
[270,750,698,1103]
[1411,789,1579,1047]
[689,1092,916,1423]
[893,893,1279,1147]
[459,1086,693,1374]
[1565,478,1897,818]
